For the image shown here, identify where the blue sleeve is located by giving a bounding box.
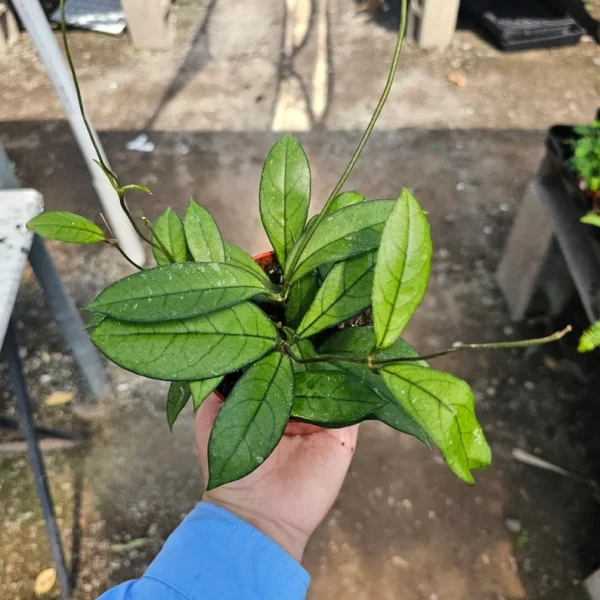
[97,502,310,600]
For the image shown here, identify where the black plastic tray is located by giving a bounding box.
[461,0,585,51]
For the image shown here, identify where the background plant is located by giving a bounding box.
[26,0,569,489]
[572,120,600,194]
[578,210,600,352]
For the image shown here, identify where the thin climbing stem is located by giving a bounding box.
[284,326,573,369]
[284,0,408,286]
[111,241,145,271]
[59,0,118,186]
[141,217,177,263]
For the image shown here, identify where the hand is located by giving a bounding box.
[195,394,359,562]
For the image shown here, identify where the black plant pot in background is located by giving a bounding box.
[545,109,600,242]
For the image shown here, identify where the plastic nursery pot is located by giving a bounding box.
[213,250,322,436]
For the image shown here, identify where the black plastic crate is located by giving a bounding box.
[461,0,585,51]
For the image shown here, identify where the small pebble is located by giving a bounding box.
[481,553,491,565]
[524,381,535,390]
[391,555,409,569]
[505,518,522,533]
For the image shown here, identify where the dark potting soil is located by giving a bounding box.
[216,254,373,398]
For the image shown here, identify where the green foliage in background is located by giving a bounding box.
[572,121,600,193]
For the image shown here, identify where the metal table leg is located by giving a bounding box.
[2,321,70,599]
[29,235,109,400]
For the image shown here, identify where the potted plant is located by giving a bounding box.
[571,120,600,211]
[547,112,600,214]
[579,210,600,353]
[27,0,570,490]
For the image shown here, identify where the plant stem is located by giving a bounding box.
[372,326,573,366]
[59,0,118,187]
[60,0,165,256]
[284,0,408,285]
[285,326,573,368]
[108,241,145,270]
[141,217,177,263]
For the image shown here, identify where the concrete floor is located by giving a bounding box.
[1,1,600,599]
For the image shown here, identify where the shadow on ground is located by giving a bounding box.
[1,122,599,599]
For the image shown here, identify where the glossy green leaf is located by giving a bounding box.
[167,381,191,431]
[373,189,432,350]
[297,253,375,338]
[320,327,429,443]
[190,377,224,410]
[292,370,386,423]
[90,302,278,381]
[87,262,274,322]
[153,208,188,265]
[285,272,319,329]
[381,365,491,484]
[326,191,364,214]
[285,200,394,283]
[184,199,225,262]
[291,338,334,373]
[27,212,105,244]
[320,326,426,365]
[332,361,428,444]
[207,353,294,489]
[83,313,106,331]
[581,212,600,228]
[259,134,310,266]
[578,321,600,353]
[224,243,270,282]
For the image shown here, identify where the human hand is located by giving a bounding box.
[195,393,359,562]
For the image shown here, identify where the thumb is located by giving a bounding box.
[195,393,223,479]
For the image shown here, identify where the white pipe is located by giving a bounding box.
[11,0,146,266]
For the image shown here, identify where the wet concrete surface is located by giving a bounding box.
[1,125,599,599]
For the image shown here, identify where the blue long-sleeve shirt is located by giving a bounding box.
[98,502,310,599]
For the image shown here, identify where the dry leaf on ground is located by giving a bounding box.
[44,391,74,406]
[34,568,57,596]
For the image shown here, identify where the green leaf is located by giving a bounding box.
[325,191,364,214]
[27,212,105,244]
[319,326,426,366]
[259,134,311,266]
[184,199,225,262]
[190,377,223,410]
[87,262,274,322]
[373,189,432,350]
[296,253,375,338]
[207,353,294,489]
[167,381,191,431]
[224,243,270,282]
[290,338,335,373]
[381,365,491,484]
[581,212,600,228]
[285,200,394,283]
[578,321,600,353]
[285,272,319,329]
[319,327,429,443]
[153,208,188,265]
[292,370,386,423]
[90,302,278,381]
[83,313,106,331]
